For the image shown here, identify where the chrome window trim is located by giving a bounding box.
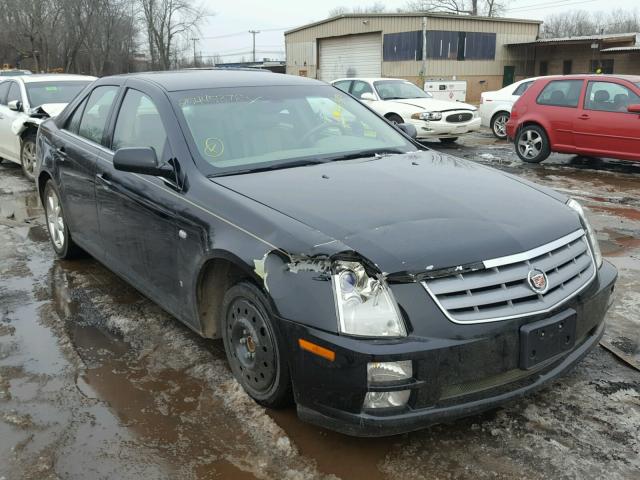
[421,229,598,325]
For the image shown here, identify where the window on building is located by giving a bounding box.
[563,60,572,75]
[383,30,496,62]
[584,81,640,112]
[590,59,614,74]
[539,61,548,76]
[537,79,584,107]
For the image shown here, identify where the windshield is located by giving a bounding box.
[26,81,91,107]
[171,85,418,176]
[374,80,432,100]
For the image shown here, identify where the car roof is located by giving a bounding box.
[331,77,410,83]
[10,74,96,83]
[101,69,326,92]
[534,74,640,83]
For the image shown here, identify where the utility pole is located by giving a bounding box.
[192,38,198,67]
[248,30,261,62]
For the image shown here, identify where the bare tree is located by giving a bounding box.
[139,0,207,70]
[401,0,508,17]
[328,3,387,17]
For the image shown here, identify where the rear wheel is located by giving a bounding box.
[221,281,292,408]
[43,180,83,259]
[490,112,510,139]
[20,133,37,181]
[515,125,550,163]
[439,137,458,144]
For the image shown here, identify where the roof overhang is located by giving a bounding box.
[507,32,638,47]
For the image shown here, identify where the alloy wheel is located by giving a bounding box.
[493,114,508,138]
[46,188,65,250]
[21,140,36,178]
[517,129,543,159]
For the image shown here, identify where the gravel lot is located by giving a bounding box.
[1,131,639,479]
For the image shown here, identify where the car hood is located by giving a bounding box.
[387,98,476,112]
[212,151,581,275]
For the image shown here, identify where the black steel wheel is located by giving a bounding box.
[385,113,403,125]
[221,282,292,407]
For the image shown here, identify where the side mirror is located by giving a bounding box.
[113,147,173,178]
[397,122,418,139]
[8,100,22,112]
[627,104,640,113]
[360,92,376,101]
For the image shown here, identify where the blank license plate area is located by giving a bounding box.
[520,310,577,369]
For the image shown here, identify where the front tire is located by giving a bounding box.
[515,125,550,163]
[221,281,292,408]
[385,113,403,125]
[490,112,510,139]
[20,133,37,181]
[43,180,83,259]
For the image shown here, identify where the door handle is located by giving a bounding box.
[56,146,67,160]
[579,114,590,120]
[96,172,112,187]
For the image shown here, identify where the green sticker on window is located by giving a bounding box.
[45,86,59,92]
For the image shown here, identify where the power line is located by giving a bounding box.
[196,27,289,41]
[506,0,597,13]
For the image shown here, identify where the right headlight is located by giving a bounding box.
[332,260,406,338]
[411,111,442,121]
[567,198,603,268]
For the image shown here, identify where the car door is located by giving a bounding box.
[95,86,180,311]
[0,81,23,161]
[0,81,11,158]
[56,85,119,252]
[573,80,640,160]
[535,79,585,150]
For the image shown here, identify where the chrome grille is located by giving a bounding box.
[422,230,596,324]
[446,112,473,123]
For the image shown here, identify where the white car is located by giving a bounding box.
[0,73,95,179]
[479,77,540,139]
[331,77,480,143]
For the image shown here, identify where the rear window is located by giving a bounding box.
[26,81,91,107]
[536,80,583,108]
[513,81,532,96]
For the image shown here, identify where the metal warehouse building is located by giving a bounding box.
[285,13,541,102]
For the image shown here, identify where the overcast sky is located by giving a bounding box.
[195,0,638,63]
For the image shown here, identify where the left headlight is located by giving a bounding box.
[567,198,603,268]
[411,111,442,121]
[332,260,407,337]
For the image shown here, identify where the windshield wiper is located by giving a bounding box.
[208,158,329,177]
[318,148,408,163]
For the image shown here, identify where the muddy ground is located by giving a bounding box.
[1,131,639,480]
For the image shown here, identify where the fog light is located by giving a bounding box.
[363,390,411,409]
[367,361,412,384]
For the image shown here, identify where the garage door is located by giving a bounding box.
[318,34,381,82]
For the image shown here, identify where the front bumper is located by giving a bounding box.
[283,261,617,437]
[410,117,481,139]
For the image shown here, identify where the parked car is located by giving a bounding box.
[479,77,540,138]
[506,74,640,163]
[0,74,95,179]
[36,70,616,437]
[0,69,32,77]
[331,77,480,143]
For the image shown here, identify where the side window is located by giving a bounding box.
[65,98,88,134]
[351,81,374,99]
[0,82,9,105]
[112,89,168,158]
[6,82,21,104]
[513,81,532,96]
[333,80,352,94]
[78,86,118,145]
[536,80,583,108]
[585,81,640,113]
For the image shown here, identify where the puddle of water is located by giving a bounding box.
[0,190,41,223]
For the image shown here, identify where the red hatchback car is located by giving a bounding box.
[506,74,640,163]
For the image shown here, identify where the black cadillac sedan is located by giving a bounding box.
[35,70,617,436]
